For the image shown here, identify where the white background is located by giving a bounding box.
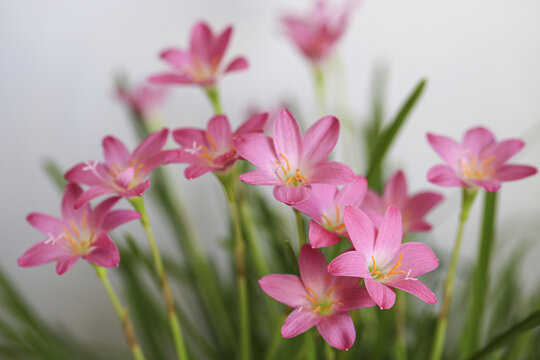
[1,0,539,348]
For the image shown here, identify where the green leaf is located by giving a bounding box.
[42,159,66,191]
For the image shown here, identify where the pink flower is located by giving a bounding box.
[65,129,179,207]
[18,184,140,275]
[233,109,355,205]
[259,244,375,350]
[282,0,357,64]
[293,176,367,248]
[116,82,167,115]
[173,113,267,180]
[427,127,537,192]
[328,206,438,309]
[361,170,443,234]
[149,22,248,88]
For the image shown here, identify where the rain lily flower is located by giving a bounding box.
[329,206,438,309]
[427,127,537,192]
[173,113,267,180]
[361,170,443,234]
[234,109,355,205]
[293,176,367,248]
[18,184,140,275]
[259,244,375,350]
[116,82,167,116]
[149,22,248,88]
[65,129,179,208]
[282,0,357,64]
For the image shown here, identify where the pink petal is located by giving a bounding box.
[190,22,213,63]
[470,179,501,192]
[383,171,408,207]
[18,241,68,268]
[463,127,495,156]
[307,161,355,185]
[335,175,368,209]
[360,190,385,214]
[328,251,370,278]
[495,164,537,182]
[184,165,213,180]
[343,206,375,254]
[427,133,460,164]
[173,128,208,148]
[373,206,403,266]
[385,279,436,305]
[82,233,120,268]
[281,308,320,338]
[211,26,232,63]
[365,277,396,309]
[405,192,444,218]
[293,184,337,220]
[61,183,87,220]
[89,196,120,229]
[143,149,181,174]
[239,169,280,185]
[64,163,104,186]
[337,284,376,311]
[317,312,356,350]
[308,221,341,248]
[102,210,141,233]
[233,134,277,171]
[74,186,114,209]
[207,115,232,150]
[56,256,80,275]
[258,274,307,308]
[160,48,191,69]
[298,244,329,293]
[487,139,524,168]
[406,220,432,233]
[234,113,268,137]
[273,185,311,205]
[148,73,194,85]
[26,213,64,236]
[119,180,151,198]
[102,136,130,166]
[273,109,303,167]
[397,242,439,278]
[302,116,339,165]
[115,167,135,189]
[132,128,169,160]
[225,57,249,73]
[427,165,465,187]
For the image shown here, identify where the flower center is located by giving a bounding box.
[54,212,96,254]
[460,155,495,180]
[320,204,346,234]
[304,285,343,316]
[369,253,407,281]
[273,153,309,186]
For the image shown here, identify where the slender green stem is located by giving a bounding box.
[313,65,326,115]
[462,192,498,357]
[324,341,336,360]
[294,209,307,246]
[430,188,478,360]
[129,197,189,360]
[394,293,408,360]
[92,265,146,360]
[205,87,223,114]
[305,330,317,360]
[219,175,250,360]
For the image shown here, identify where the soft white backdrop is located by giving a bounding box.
[1,0,539,348]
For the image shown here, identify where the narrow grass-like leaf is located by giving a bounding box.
[42,159,67,190]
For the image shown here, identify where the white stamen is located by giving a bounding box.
[405,269,418,281]
[185,141,202,155]
[44,233,57,245]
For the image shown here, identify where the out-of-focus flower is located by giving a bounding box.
[293,176,367,248]
[18,184,140,275]
[259,244,375,350]
[427,127,537,192]
[173,113,267,180]
[361,170,443,234]
[329,206,438,309]
[234,109,355,205]
[282,0,357,64]
[116,82,167,116]
[149,22,248,88]
[65,129,179,207]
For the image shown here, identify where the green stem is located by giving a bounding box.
[129,197,189,360]
[294,209,307,246]
[313,65,326,115]
[219,175,250,360]
[430,188,478,360]
[462,192,498,357]
[205,87,223,114]
[324,341,336,360]
[305,330,317,360]
[394,293,408,360]
[92,265,146,360]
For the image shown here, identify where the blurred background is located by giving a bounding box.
[1,0,539,350]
